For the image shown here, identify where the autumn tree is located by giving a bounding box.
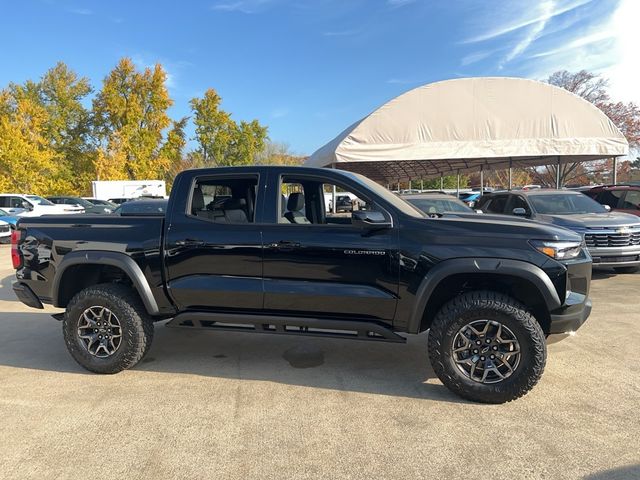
[191,88,267,166]
[534,70,640,185]
[255,141,304,165]
[0,89,63,194]
[159,117,188,186]
[92,58,175,180]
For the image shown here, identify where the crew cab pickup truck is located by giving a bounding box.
[11,166,593,403]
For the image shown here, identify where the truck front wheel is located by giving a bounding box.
[63,284,154,374]
[428,291,546,403]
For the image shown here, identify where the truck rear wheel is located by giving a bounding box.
[428,291,546,403]
[63,283,154,374]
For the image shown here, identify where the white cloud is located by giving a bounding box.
[271,107,290,119]
[604,0,640,104]
[323,29,360,37]
[524,0,639,104]
[462,0,593,44]
[68,8,93,15]
[498,0,555,68]
[460,50,494,66]
[387,0,416,7]
[211,0,275,14]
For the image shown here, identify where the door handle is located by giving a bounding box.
[175,239,205,247]
[268,240,301,251]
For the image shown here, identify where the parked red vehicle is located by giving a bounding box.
[583,185,640,217]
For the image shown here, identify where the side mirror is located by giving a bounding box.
[604,205,611,212]
[352,210,392,229]
[513,207,527,216]
[21,201,33,211]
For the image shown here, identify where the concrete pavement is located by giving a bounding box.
[0,244,638,479]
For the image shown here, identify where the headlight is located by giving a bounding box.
[530,240,583,260]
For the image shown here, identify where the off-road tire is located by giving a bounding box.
[63,283,154,374]
[428,291,546,403]
[613,266,639,274]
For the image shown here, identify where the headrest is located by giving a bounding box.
[224,198,247,210]
[281,195,287,215]
[192,187,204,211]
[287,192,305,211]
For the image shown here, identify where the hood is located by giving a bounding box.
[538,212,640,231]
[408,212,582,242]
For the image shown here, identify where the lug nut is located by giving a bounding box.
[480,356,485,361]
[490,354,495,359]
[493,346,498,350]
[473,349,479,354]
[476,340,481,345]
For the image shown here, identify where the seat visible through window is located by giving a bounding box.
[189,177,257,224]
[284,193,310,224]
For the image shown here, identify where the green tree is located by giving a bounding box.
[92,57,173,180]
[191,88,268,166]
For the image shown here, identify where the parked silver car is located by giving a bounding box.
[476,190,640,273]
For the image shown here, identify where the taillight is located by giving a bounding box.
[11,229,22,269]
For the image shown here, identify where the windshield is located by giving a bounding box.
[345,172,425,218]
[0,208,8,215]
[26,195,55,206]
[72,198,94,208]
[529,193,607,214]
[406,198,473,214]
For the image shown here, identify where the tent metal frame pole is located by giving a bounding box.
[440,176,443,191]
[456,170,460,196]
[508,159,513,191]
[397,180,401,192]
[480,165,484,194]
[612,157,618,185]
[556,157,561,189]
[420,179,424,191]
[331,164,337,214]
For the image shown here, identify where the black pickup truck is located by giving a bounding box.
[11,166,592,403]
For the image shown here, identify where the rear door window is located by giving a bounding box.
[595,190,624,209]
[484,195,509,214]
[188,176,258,224]
[622,190,640,210]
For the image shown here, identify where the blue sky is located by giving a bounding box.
[0,0,636,155]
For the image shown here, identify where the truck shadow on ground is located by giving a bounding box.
[583,463,640,480]
[0,310,465,404]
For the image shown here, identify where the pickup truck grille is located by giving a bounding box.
[584,227,640,248]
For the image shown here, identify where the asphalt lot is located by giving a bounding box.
[0,244,638,480]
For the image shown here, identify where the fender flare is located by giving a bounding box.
[407,258,562,333]
[52,250,160,315]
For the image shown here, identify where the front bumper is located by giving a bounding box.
[546,253,592,343]
[549,296,592,333]
[588,246,640,267]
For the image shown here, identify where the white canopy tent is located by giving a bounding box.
[306,77,628,187]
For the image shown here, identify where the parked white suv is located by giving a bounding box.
[0,194,82,217]
[0,220,10,243]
